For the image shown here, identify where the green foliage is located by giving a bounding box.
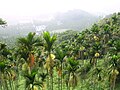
[43,31,57,53]
[55,48,66,62]
[24,68,42,89]
[0,12,120,90]
[18,32,42,51]
[0,18,6,25]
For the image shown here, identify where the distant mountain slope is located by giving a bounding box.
[0,9,100,36]
[43,9,100,31]
[0,9,100,46]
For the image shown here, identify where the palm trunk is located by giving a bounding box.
[8,79,13,90]
[47,70,50,90]
[58,76,60,90]
[5,80,9,90]
[49,53,53,90]
[112,75,116,90]
[61,63,63,90]
[50,70,53,90]
[1,73,6,90]
[0,85,2,90]
[66,73,70,90]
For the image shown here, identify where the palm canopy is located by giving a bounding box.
[0,18,6,25]
[55,48,66,63]
[18,32,42,52]
[43,31,57,53]
[67,58,79,73]
[17,32,43,66]
[64,58,80,88]
[0,61,7,72]
[0,42,6,49]
[23,68,42,89]
[0,43,11,58]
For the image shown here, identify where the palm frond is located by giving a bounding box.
[33,81,42,87]
[43,31,51,45]
[18,37,28,46]
[43,31,57,52]
[0,43,6,50]
[39,72,48,82]
[0,18,7,25]
[0,61,7,72]
[27,32,35,44]
[33,37,43,46]
[55,48,65,62]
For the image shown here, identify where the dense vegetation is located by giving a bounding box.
[0,12,120,90]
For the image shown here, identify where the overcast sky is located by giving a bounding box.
[0,0,120,20]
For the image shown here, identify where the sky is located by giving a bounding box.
[0,0,120,22]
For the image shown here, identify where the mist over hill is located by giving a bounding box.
[0,9,100,46]
[34,9,100,31]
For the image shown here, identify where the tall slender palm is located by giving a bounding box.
[65,57,79,90]
[43,31,57,90]
[0,43,13,90]
[18,32,43,90]
[109,55,119,90]
[39,72,48,90]
[88,67,104,90]
[18,32,42,69]
[104,16,120,90]
[55,48,66,90]
[23,68,42,90]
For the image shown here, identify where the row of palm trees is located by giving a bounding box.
[15,31,81,90]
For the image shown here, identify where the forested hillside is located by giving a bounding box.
[0,12,120,90]
[44,9,99,31]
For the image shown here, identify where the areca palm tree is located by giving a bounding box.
[88,67,105,90]
[0,43,11,58]
[0,61,16,90]
[65,57,79,90]
[0,61,8,90]
[18,32,42,69]
[106,37,120,89]
[17,32,43,90]
[55,48,66,90]
[0,18,7,27]
[0,43,14,90]
[23,68,42,90]
[39,72,48,90]
[43,31,57,90]
[108,55,119,90]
